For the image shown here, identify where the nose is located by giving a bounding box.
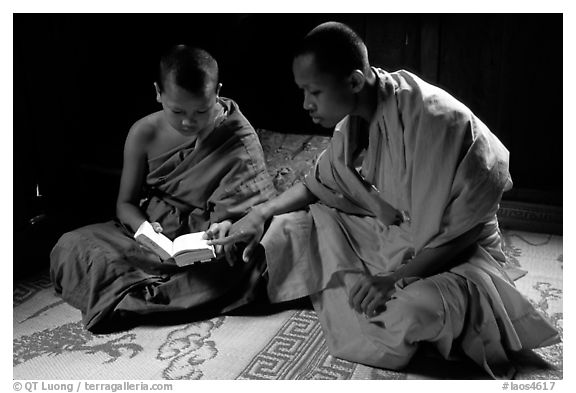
[182,117,196,127]
[303,92,314,111]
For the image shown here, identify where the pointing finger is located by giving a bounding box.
[208,232,248,246]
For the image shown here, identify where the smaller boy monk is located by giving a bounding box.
[50,45,276,333]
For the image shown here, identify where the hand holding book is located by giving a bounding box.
[134,221,216,267]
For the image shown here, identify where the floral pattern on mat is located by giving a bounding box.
[13,320,142,367]
[504,232,563,380]
[158,317,225,380]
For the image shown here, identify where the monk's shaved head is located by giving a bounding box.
[157,45,219,95]
[294,22,370,79]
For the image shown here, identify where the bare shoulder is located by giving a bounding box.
[125,111,163,150]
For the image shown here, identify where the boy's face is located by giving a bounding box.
[156,75,221,137]
[293,53,356,128]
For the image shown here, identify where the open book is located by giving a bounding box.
[134,221,216,267]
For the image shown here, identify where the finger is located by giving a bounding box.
[242,240,258,263]
[215,244,223,256]
[214,225,226,259]
[365,296,384,317]
[207,232,247,246]
[203,223,219,240]
[224,244,237,267]
[350,281,370,313]
[220,221,232,234]
[152,222,163,233]
[349,277,363,308]
[360,288,376,314]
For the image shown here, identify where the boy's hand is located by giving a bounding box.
[135,221,163,254]
[151,222,163,233]
[207,209,266,265]
[203,220,235,266]
[349,274,397,317]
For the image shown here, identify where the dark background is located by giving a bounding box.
[13,14,563,276]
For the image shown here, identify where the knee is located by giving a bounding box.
[51,229,86,259]
[49,229,97,284]
[51,231,78,262]
[54,230,82,248]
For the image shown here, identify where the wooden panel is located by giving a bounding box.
[435,14,562,205]
[419,15,440,83]
[364,14,421,73]
[436,15,506,135]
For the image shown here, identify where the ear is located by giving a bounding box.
[154,82,162,103]
[348,70,366,94]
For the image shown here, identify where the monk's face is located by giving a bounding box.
[293,53,356,128]
[156,75,221,137]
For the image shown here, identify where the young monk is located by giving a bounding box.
[50,45,276,333]
[209,22,560,378]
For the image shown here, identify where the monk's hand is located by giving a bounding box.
[203,220,234,265]
[207,209,266,265]
[151,222,163,233]
[349,274,397,317]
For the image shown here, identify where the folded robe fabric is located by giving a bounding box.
[50,98,276,333]
[263,69,560,378]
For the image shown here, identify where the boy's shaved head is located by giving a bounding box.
[157,45,219,95]
[295,22,370,79]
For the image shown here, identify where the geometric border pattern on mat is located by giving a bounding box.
[237,309,358,380]
[13,273,52,307]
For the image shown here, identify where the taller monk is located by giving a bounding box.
[50,45,276,333]
[209,22,560,378]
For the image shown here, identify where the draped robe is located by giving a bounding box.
[262,70,560,378]
[50,98,276,333]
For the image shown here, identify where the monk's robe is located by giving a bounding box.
[50,97,276,333]
[262,70,560,378]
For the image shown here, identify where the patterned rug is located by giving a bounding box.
[12,229,562,380]
[13,130,563,380]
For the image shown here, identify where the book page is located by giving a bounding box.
[172,232,214,257]
[134,221,174,260]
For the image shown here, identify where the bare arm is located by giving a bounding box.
[207,181,318,263]
[116,123,151,233]
[390,223,484,281]
[255,181,318,221]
